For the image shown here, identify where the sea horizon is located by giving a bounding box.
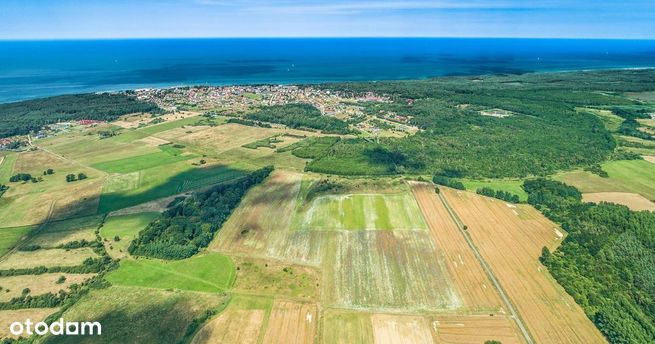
[1,37,654,103]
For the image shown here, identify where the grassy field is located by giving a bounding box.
[0,309,58,339]
[98,163,247,213]
[460,178,528,202]
[555,159,655,200]
[91,146,197,174]
[100,212,159,258]
[213,171,325,266]
[0,273,94,302]
[0,225,35,256]
[0,153,17,183]
[0,247,98,269]
[293,192,428,231]
[0,149,103,226]
[582,192,655,211]
[106,253,236,292]
[28,215,102,248]
[135,115,209,136]
[232,257,319,300]
[42,286,229,344]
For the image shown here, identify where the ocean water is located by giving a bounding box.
[0,38,654,103]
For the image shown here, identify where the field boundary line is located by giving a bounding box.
[437,187,535,344]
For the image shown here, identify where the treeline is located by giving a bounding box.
[0,93,163,138]
[0,184,8,198]
[227,118,272,128]
[129,166,273,259]
[300,69,655,178]
[432,175,465,190]
[525,179,655,343]
[245,103,351,134]
[476,187,520,203]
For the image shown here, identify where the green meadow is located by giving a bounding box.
[0,225,35,256]
[91,145,197,174]
[106,253,236,292]
[44,286,228,344]
[0,153,17,183]
[555,159,655,200]
[98,163,247,213]
[460,178,528,202]
[101,212,160,255]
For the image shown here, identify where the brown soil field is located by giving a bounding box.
[441,188,607,344]
[432,314,524,344]
[0,308,58,338]
[583,192,655,211]
[645,155,655,164]
[324,230,461,311]
[262,300,317,344]
[410,182,502,312]
[212,171,324,266]
[191,309,265,344]
[371,313,434,344]
[0,273,95,302]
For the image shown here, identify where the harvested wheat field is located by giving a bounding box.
[191,309,265,344]
[325,230,461,311]
[432,314,524,344]
[371,314,434,344]
[582,192,655,211]
[441,188,606,344]
[410,182,502,312]
[645,155,655,164]
[262,300,317,344]
[212,171,324,266]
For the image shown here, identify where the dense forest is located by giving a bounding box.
[524,179,655,343]
[245,103,351,134]
[0,93,162,138]
[300,69,655,178]
[129,166,273,260]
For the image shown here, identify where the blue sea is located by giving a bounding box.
[0,38,654,103]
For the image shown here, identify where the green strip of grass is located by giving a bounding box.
[0,225,35,256]
[91,149,197,174]
[107,253,236,292]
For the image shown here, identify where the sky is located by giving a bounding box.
[0,0,654,40]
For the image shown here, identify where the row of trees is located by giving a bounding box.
[66,173,87,183]
[9,173,33,183]
[525,179,655,343]
[129,166,274,259]
[476,187,520,203]
[432,175,465,190]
